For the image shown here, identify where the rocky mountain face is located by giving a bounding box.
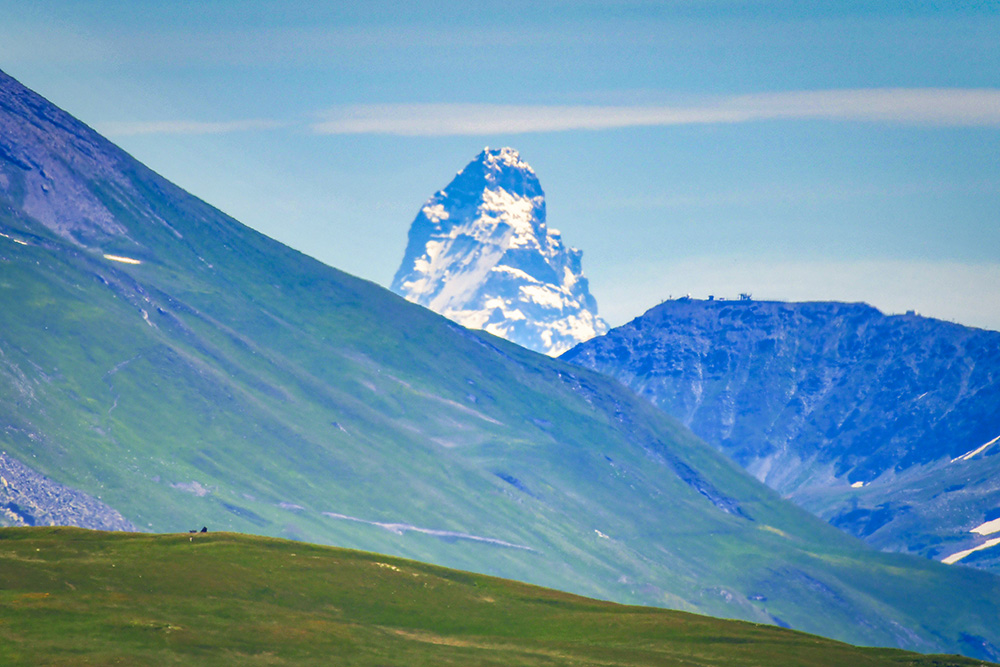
[391,147,607,356]
[563,298,1000,570]
[0,452,136,531]
[5,69,1000,659]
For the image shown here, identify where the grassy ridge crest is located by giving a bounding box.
[0,527,988,667]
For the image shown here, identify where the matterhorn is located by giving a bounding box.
[391,148,607,356]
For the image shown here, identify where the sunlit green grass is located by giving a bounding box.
[0,527,989,667]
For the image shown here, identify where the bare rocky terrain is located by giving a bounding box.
[564,297,1000,569]
[0,452,136,530]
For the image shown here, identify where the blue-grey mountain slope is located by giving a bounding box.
[563,298,1000,572]
[391,148,607,356]
[2,69,999,659]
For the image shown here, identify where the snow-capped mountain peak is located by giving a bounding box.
[391,147,607,356]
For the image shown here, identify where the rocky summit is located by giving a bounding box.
[391,147,607,356]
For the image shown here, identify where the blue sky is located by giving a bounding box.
[3,1,999,330]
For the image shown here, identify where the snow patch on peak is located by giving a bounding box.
[480,146,532,172]
[392,148,606,356]
[422,203,449,223]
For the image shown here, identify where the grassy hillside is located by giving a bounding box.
[6,203,1000,658]
[2,69,1000,659]
[0,527,988,667]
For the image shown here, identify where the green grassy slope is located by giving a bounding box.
[0,527,988,667]
[1,69,999,658]
[5,208,1000,658]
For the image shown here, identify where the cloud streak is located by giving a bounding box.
[312,89,1000,136]
[94,89,1000,138]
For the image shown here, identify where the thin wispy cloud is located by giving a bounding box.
[98,119,288,137]
[312,89,1000,136]
[94,88,1000,138]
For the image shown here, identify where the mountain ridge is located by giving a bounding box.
[391,147,607,356]
[562,297,1000,571]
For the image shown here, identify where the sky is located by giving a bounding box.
[2,0,998,330]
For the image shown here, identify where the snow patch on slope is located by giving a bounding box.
[322,510,533,550]
[972,518,1000,536]
[952,434,1000,462]
[103,254,142,265]
[942,537,1000,565]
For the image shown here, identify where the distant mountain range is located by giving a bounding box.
[391,147,607,356]
[564,298,1000,572]
[3,68,1000,659]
